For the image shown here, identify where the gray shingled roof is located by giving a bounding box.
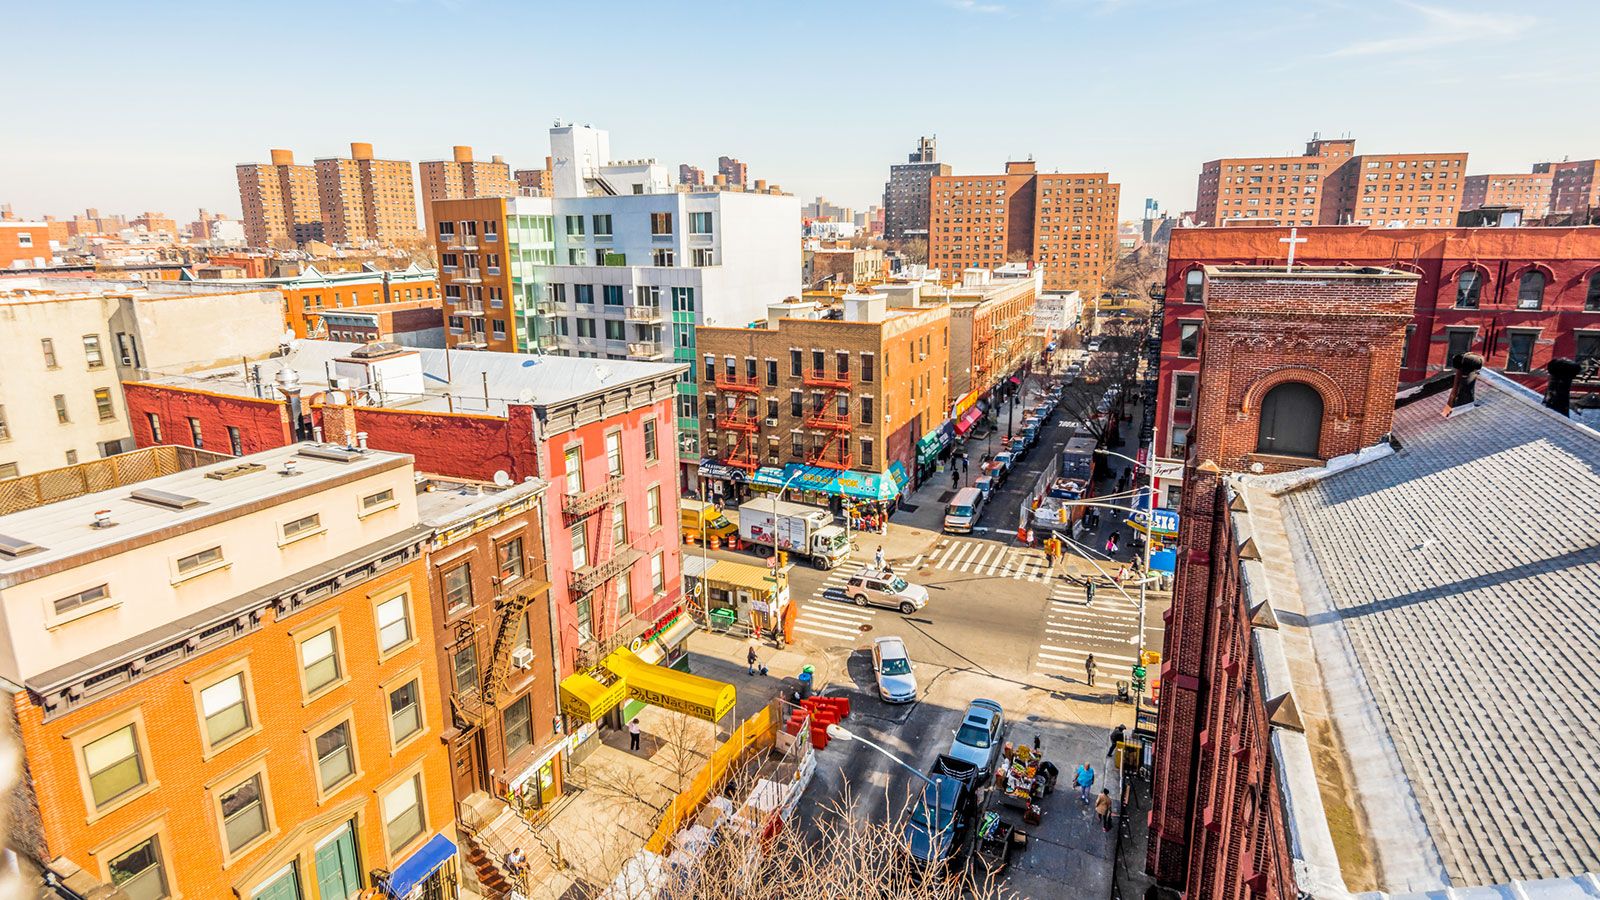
[1273,376,1600,887]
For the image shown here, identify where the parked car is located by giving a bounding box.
[904,754,983,868]
[993,451,1015,474]
[872,637,918,703]
[847,569,930,614]
[973,475,995,503]
[948,699,1006,776]
[943,486,984,534]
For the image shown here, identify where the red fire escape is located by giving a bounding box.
[712,370,763,470]
[803,366,853,470]
[972,329,995,386]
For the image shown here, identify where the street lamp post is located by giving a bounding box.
[1091,447,1156,662]
[826,724,933,786]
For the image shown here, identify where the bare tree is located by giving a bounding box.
[901,238,928,265]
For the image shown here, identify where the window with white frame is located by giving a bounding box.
[376,594,411,653]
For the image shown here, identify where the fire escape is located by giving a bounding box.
[973,329,995,388]
[563,475,640,660]
[449,562,552,732]
[711,370,763,471]
[803,366,853,470]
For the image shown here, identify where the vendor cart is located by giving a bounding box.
[973,811,1020,876]
[994,746,1056,810]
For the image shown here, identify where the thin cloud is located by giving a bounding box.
[946,0,1007,13]
[1327,2,1535,57]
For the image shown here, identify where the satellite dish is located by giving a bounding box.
[517,388,535,405]
[493,470,513,487]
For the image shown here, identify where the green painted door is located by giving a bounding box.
[314,822,361,899]
[252,865,301,900]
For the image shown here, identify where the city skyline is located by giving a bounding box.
[8,0,1599,221]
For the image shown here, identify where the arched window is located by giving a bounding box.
[1184,269,1204,304]
[1256,382,1324,457]
[1517,270,1546,310]
[1456,270,1482,308]
[1586,271,1600,311]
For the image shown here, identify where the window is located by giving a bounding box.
[860,396,873,425]
[604,319,625,341]
[498,537,525,581]
[577,318,596,338]
[689,211,713,234]
[650,552,665,594]
[1173,374,1196,410]
[388,679,422,743]
[1255,382,1323,457]
[362,488,396,512]
[84,725,145,808]
[382,774,425,854]
[575,284,594,305]
[1587,272,1600,311]
[592,214,613,237]
[643,419,659,462]
[300,628,341,695]
[54,394,69,424]
[647,485,661,527]
[650,212,673,235]
[108,835,168,900]
[1178,323,1201,358]
[692,248,715,267]
[790,349,802,377]
[671,286,695,312]
[1184,269,1204,303]
[376,594,411,652]
[1517,270,1546,309]
[492,319,507,339]
[1456,270,1483,308]
[0,405,8,441]
[200,673,251,747]
[176,546,224,576]
[564,444,584,493]
[603,285,623,306]
[503,695,533,755]
[565,215,585,236]
[452,644,478,694]
[790,391,802,417]
[576,596,593,642]
[1505,331,1536,373]
[861,353,874,383]
[227,426,242,457]
[570,521,589,570]
[617,573,633,619]
[42,338,58,368]
[1575,333,1600,374]
[602,432,624,478]
[188,417,203,448]
[652,248,675,266]
[282,513,321,542]
[220,774,269,854]
[84,334,105,369]
[611,502,627,547]
[146,413,162,442]
[860,437,874,466]
[315,721,354,792]
[54,583,111,619]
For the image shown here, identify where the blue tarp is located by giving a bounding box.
[385,833,456,898]
[750,463,905,501]
[1150,548,1177,574]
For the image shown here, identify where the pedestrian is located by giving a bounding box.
[961,456,970,476]
[1107,723,1126,759]
[874,545,886,574]
[1076,762,1096,804]
[1026,527,1036,547]
[1096,788,1114,831]
[1105,532,1120,555]
[1084,653,1097,686]
[747,643,759,676]
[952,467,960,488]
[628,718,642,751]
[1086,580,1097,604]
[1044,538,1057,570]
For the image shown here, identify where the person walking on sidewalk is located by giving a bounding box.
[747,643,759,676]
[1043,536,1058,571]
[1076,762,1096,804]
[1084,653,1097,686]
[628,718,642,751]
[1096,789,1114,831]
[873,545,886,574]
[1107,723,1126,760]
[1085,580,1097,605]
[1105,532,1120,555]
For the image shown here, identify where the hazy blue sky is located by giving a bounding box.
[6,0,1598,222]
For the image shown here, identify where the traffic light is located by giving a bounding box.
[776,551,788,569]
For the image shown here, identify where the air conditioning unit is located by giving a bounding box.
[764,418,779,426]
[511,646,535,670]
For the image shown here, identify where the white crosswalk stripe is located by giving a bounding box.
[793,598,875,641]
[1033,579,1147,679]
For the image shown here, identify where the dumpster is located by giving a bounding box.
[709,608,737,632]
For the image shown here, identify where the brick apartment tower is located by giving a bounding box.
[883,135,950,242]
[1148,264,1417,892]
[236,149,324,248]
[717,156,748,188]
[314,142,420,245]
[928,162,1120,298]
[419,145,514,237]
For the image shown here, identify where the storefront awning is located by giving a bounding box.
[558,669,628,723]
[888,461,909,492]
[951,389,981,420]
[750,463,904,501]
[603,648,736,722]
[384,833,457,898]
[954,406,984,435]
[705,559,783,592]
[747,466,788,489]
[698,459,743,481]
[916,427,952,465]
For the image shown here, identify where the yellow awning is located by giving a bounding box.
[704,559,782,593]
[558,669,628,723]
[603,647,736,723]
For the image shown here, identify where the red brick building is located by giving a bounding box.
[1152,224,1600,504]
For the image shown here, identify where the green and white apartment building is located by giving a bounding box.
[433,124,800,487]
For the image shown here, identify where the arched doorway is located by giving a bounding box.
[1256,382,1324,457]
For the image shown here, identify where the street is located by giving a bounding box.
[688,353,1168,898]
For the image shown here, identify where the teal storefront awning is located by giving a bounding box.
[917,427,952,465]
[750,463,906,501]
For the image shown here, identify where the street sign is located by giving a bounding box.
[1152,458,1185,483]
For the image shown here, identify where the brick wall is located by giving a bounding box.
[122,382,292,455]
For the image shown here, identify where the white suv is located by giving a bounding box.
[847,570,930,615]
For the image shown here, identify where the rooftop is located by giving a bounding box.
[0,443,410,584]
[1238,372,1600,894]
[414,475,548,528]
[140,340,686,417]
[0,275,273,304]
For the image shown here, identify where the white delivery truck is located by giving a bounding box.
[738,498,852,570]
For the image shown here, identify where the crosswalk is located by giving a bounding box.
[1035,579,1141,680]
[791,567,876,642]
[918,538,1053,581]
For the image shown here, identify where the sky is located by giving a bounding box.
[6,0,1599,223]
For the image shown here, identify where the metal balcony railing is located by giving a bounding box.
[803,410,854,432]
[570,545,642,597]
[626,305,664,322]
[453,268,482,283]
[716,409,759,432]
[628,342,665,360]
[560,474,625,519]
[802,368,852,390]
[712,372,761,392]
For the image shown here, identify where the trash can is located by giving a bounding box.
[797,667,814,700]
[710,608,737,632]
